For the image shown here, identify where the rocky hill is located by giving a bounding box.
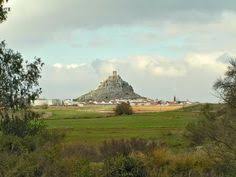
[76,71,144,102]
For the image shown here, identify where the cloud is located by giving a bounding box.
[133,56,186,77]
[185,53,227,73]
[1,0,236,46]
[53,63,63,69]
[53,63,87,70]
[90,54,227,79]
[66,63,86,69]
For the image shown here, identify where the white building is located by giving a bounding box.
[32,99,62,106]
[64,99,84,107]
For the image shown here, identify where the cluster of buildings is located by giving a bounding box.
[32,97,193,107]
[32,99,84,107]
[86,98,193,106]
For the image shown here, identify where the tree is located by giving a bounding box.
[214,59,236,108]
[185,59,236,176]
[0,0,7,23]
[0,42,44,111]
[0,41,44,137]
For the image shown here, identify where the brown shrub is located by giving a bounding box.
[146,148,217,177]
[99,138,160,159]
[61,143,100,162]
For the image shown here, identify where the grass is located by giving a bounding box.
[47,108,105,119]
[132,105,184,113]
[40,104,205,148]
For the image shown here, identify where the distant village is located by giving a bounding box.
[32,97,194,107]
[32,71,196,107]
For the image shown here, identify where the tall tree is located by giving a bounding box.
[214,59,236,108]
[186,58,236,176]
[0,41,44,112]
[0,0,7,23]
[0,1,45,137]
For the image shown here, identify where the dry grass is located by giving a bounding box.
[132,105,184,113]
[42,104,185,114]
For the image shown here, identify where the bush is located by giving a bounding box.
[114,102,133,116]
[100,138,159,159]
[0,135,27,155]
[62,143,100,162]
[0,110,45,138]
[76,159,94,177]
[104,155,148,177]
[146,148,216,177]
[0,129,68,176]
[42,104,49,109]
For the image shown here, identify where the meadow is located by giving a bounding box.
[39,104,205,147]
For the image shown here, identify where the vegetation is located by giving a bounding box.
[0,41,44,137]
[115,102,133,115]
[104,155,148,177]
[185,59,236,176]
[0,0,7,23]
[44,107,200,144]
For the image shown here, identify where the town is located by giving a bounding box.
[32,97,194,107]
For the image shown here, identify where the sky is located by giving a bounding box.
[1,0,236,102]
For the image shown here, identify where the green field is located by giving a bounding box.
[39,105,207,148]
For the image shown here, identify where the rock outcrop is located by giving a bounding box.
[76,71,144,102]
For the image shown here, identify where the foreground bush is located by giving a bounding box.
[100,138,159,159]
[0,110,45,138]
[146,148,221,177]
[76,159,94,177]
[104,155,148,177]
[114,102,133,115]
[184,60,236,176]
[0,129,67,177]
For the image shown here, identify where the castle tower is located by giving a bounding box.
[113,71,118,77]
[174,96,176,102]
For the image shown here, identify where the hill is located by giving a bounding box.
[76,71,145,102]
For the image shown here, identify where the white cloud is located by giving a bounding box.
[1,0,236,47]
[52,63,87,70]
[53,63,63,69]
[132,56,186,77]
[66,63,86,69]
[185,53,227,73]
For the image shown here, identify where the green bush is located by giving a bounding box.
[0,111,45,138]
[0,135,27,155]
[76,159,94,177]
[104,155,148,177]
[114,102,133,116]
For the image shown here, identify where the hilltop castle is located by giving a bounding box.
[76,71,144,102]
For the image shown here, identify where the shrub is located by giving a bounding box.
[0,110,45,137]
[100,139,132,158]
[114,102,133,116]
[41,104,48,109]
[100,138,159,159]
[104,155,148,177]
[146,148,218,177]
[0,135,27,155]
[62,143,100,162]
[76,159,94,177]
